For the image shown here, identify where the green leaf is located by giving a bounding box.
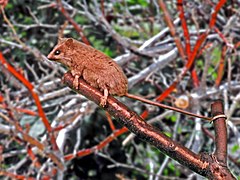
[5,3,13,10]
[74,15,87,24]
[24,17,33,24]
[212,47,221,64]
[212,72,217,80]
[163,169,169,176]
[196,59,204,68]
[127,0,148,7]
[168,162,175,171]
[166,115,177,122]
[163,132,172,138]
[231,144,240,153]
[207,66,214,74]
[103,47,114,57]
[20,31,27,38]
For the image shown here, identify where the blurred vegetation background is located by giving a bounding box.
[0,0,239,179]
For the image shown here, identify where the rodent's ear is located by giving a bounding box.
[65,38,73,46]
[58,37,65,44]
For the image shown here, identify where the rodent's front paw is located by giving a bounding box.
[73,75,80,89]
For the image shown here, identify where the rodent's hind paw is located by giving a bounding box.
[100,96,107,107]
[100,89,109,107]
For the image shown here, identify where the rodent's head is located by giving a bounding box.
[47,38,75,67]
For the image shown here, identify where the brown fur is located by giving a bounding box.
[47,38,213,120]
[47,38,128,96]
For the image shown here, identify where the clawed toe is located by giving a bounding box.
[100,96,107,107]
[100,89,109,107]
[73,75,80,89]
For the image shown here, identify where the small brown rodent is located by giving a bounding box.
[47,38,128,106]
[47,38,211,121]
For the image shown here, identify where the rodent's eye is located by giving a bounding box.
[54,50,61,55]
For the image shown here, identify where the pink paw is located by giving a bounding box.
[100,96,107,107]
[73,75,80,89]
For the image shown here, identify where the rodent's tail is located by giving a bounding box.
[125,93,212,121]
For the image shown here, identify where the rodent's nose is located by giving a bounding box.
[47,54,52,60]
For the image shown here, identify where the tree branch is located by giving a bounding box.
[63,72,210,176]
